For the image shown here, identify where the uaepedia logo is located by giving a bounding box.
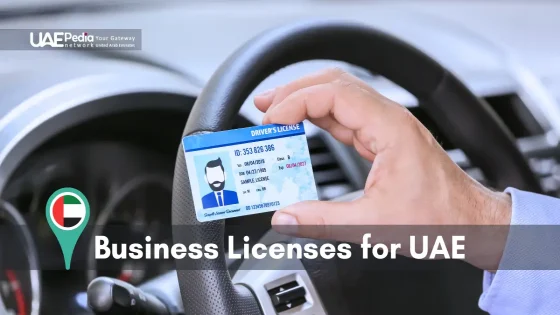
[0,29,141,50]
[29,31,94,48]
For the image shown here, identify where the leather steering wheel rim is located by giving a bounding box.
[172,20,543,315]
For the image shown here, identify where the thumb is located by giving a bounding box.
[271,200,364,241]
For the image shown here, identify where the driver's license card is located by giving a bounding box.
[182,122,318,222]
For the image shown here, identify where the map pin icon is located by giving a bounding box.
[45,187,90,270]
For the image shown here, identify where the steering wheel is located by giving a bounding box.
[172,20,543,314]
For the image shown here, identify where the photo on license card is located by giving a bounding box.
[193,151,239,210]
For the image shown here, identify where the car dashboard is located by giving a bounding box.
[0,1,560,314]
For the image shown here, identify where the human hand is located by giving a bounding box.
[254,68,512,270]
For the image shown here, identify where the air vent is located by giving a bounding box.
[408,93,545,150]
[308,136,354,200]
[410,93,559,193]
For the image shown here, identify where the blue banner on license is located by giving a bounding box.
[182,122,318,222]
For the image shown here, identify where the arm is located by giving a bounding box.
[254,68,560,314]
[479,188,560,315]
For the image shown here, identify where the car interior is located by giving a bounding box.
[0,1,559,314]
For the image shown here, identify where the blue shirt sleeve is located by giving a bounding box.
[479,188,560,315]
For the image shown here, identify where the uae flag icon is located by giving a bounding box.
[50,193,86,229]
